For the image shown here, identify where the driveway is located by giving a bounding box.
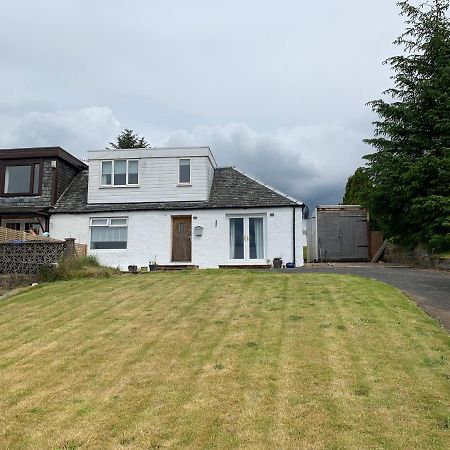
[293,263,450,331]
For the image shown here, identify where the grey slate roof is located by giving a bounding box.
[52,167,302,214]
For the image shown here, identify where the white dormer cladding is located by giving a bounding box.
[87,147,217,204]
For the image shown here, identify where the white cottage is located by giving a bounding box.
[50,147,305,269]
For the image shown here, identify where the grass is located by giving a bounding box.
[0,270,449,449]
[434,250,450,259]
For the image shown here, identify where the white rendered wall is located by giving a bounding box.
[50,207,304,270]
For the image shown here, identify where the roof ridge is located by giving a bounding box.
[231,167,304,206]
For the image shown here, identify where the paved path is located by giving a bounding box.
[292,263,450,331]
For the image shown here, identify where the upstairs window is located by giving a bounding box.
[90,217,128,249]
[101,160,139,187]
[178,158,191,184]
[2,162,41,195]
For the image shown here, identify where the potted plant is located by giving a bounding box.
[149,256,158,272]
[128,265,138,273]
[273,257,282,269]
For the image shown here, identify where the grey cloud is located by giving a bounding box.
[0,105,371,207]
[0,107,120,155]
[162,121,370,208]
[0,0,403,207]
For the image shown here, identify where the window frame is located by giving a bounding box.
[100,159,139,188]
[0,159,42,196]
[89,217,128,227]
[1,218,42,233]
[228,214,266,262]
[89,217,128,250]
[178,158,191,185]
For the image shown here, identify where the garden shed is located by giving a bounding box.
[306,205,369,262]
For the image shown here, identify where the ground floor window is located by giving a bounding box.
[1,219,41,234]
[90,217,128,249]
[229,216,265,260]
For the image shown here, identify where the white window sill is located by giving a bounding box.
[90,248,128,251]
[99,185,140,189]
[177,183,192,187]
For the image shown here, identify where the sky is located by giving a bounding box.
[0,0,406,209]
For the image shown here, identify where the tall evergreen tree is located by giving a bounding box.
[108,128,150,149]
[342,167,373,206]
[364,0,450,250]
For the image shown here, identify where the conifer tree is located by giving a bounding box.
[108,129,150,149]
[364,0,450,250]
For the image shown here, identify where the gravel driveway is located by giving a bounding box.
[293,263,450,331]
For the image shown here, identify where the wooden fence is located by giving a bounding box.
[0,227,87,274]
[0,226,87,257]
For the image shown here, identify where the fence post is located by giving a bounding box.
[64,238,77,258]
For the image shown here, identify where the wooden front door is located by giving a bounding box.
[172,216,192,262]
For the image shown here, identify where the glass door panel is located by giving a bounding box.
[230,217,244,259]
[249,217,264,259]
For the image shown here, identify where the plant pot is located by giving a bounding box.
[149,264,158,272]
[273,258,282,269]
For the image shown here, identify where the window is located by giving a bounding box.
[90,217,128,249]
[127,160,139,184]
[101,160,139,186]
[101,161,112,185]
[2,162,41,195]
[2,220,41,233]
[178,158,191,184]
[114,160,127,185]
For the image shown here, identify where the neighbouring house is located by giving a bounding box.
[50,147,305,269]
[0,147,87,234]
[306,205,370,262]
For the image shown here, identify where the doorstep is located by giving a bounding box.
[219,265,272,269]
[156,265,199,271]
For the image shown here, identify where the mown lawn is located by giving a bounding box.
[0,270,449,449]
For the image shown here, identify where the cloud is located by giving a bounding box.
[0,104,371,208]
[0,107,120,157]
[163,122,369,208]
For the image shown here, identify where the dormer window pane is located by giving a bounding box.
[101,161,112,186]
[179,159,191,183]
[33,164,40,194]
[4,165,32,194]
[127,160,139,185]
[114,160,127,185]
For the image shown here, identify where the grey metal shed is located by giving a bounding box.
[307,205,369,262]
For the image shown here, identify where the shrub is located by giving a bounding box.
[428,233,450,253]
[39,256,118,282]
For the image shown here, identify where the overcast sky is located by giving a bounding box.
[0,0,406,208]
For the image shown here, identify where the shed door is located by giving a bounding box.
[339,216,369,261]
[172,216,192,262]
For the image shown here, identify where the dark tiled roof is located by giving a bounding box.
[0,146,87,170]
[0,206,50,215]
[52,168,302,214]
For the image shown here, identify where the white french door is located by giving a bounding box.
[229,216,265,261]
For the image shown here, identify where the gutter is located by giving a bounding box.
[292,206,296,266]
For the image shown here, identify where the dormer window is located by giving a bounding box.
[101,160,139,187]
[1,162,41,195]
[178,158,191,184]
